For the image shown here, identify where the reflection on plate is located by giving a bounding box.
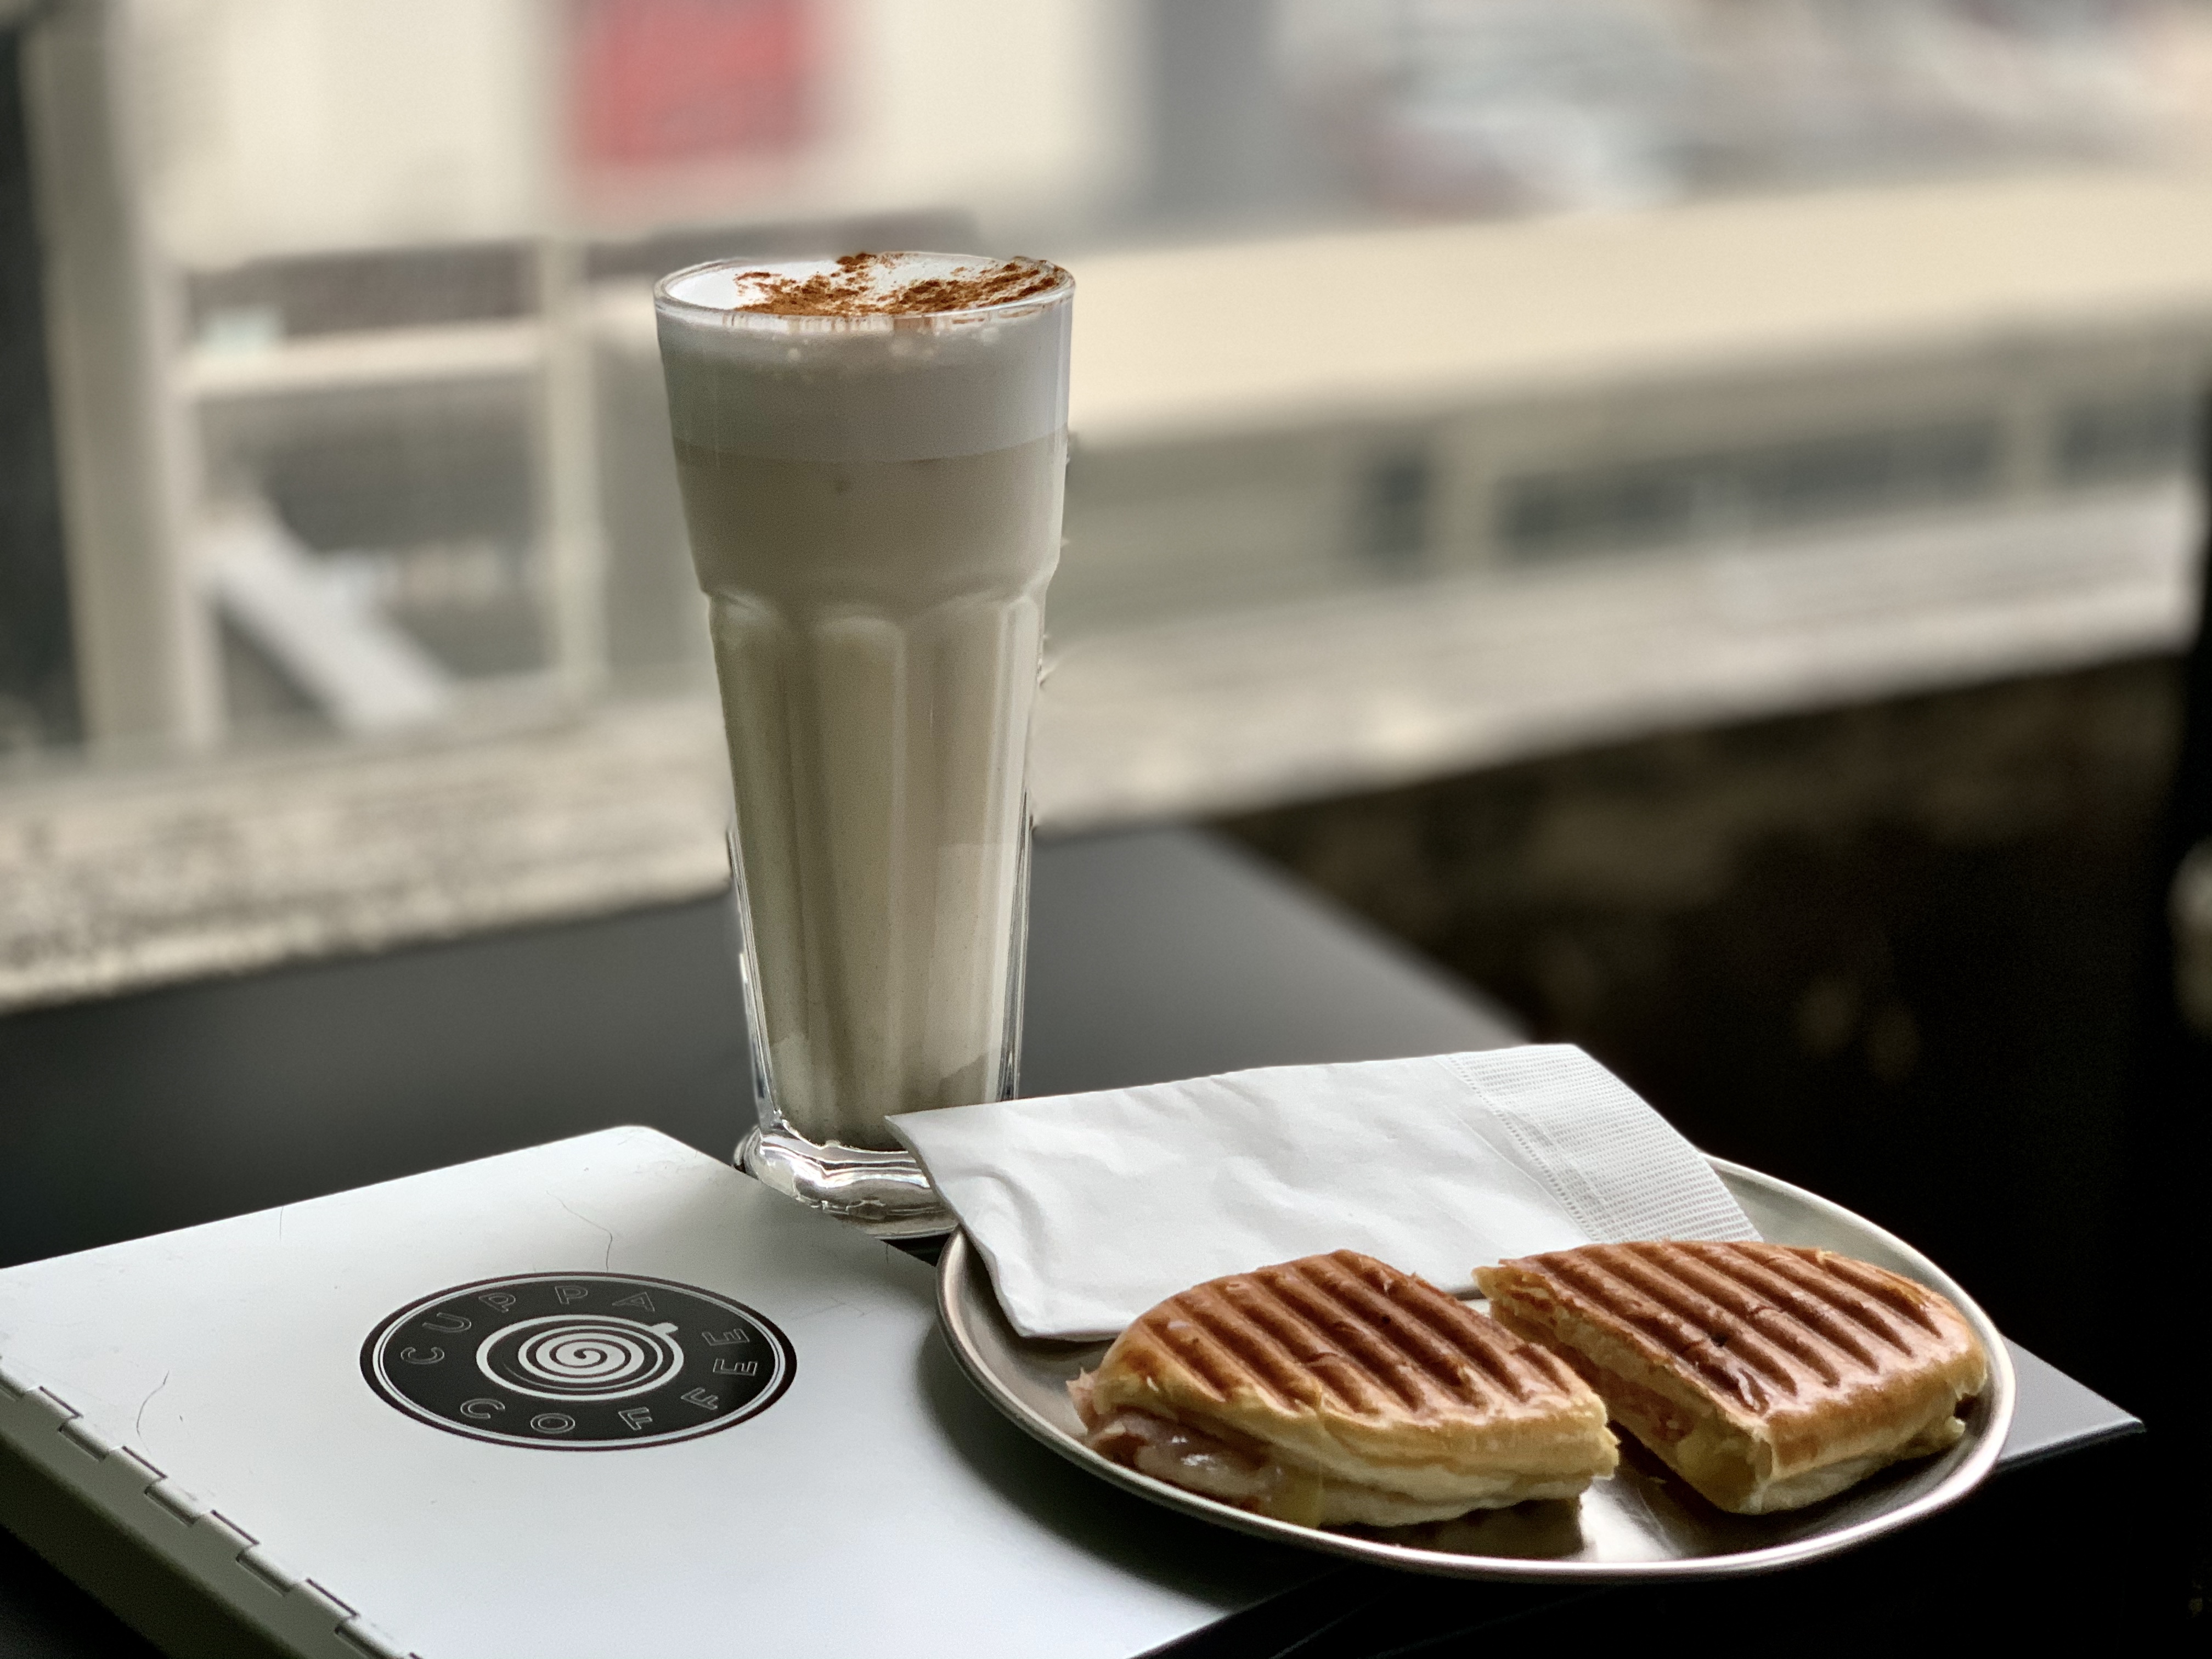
[935,1158,2015,1582]
[1351,1495,1588,1561]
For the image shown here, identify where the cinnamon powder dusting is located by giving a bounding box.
[731,251,1063,317]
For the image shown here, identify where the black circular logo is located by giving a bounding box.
[362,1273,793,1449]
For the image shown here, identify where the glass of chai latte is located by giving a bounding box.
[653,252,1073,1236]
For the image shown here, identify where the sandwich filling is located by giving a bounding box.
[1073,1383,1590,1527]
[1499,1312,1970,1513]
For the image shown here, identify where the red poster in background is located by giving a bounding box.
[572,0,813,169]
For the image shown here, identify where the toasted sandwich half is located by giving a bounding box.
[1068,1250,1617,1528]
[1474,1241,1988,1515]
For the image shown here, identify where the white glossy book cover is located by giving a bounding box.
[0,1128,1272,1658]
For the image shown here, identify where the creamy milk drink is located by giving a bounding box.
[654,252,1072,1235]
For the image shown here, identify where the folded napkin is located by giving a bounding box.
[890,1045,1758,1340]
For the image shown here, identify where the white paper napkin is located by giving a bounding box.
[889,1045,1758,1340]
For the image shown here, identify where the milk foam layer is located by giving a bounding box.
[656,255,1070,1149]
[657,253,1070,464]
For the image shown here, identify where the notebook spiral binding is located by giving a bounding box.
[0,1351,419,1659]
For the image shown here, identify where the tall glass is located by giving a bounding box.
[653,253,1071,1237]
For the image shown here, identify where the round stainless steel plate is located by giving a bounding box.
[935,1158,2014,1580]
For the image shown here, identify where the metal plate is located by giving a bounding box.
[935,1158,2015,1580]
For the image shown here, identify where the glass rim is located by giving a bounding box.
[652,252,1073,331]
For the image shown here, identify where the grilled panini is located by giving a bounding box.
[1069,1250,1617,1527]
[1474,1241,1987,1514]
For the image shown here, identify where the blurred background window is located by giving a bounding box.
[571,0,814,174]
[1,0,2205,755]
[2,0,2210,991]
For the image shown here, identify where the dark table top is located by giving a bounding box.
[0,827,2147,1656]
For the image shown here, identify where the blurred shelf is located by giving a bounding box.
[1068,168,2212,447]
[182,170,2212,428]
[183,317,545,401]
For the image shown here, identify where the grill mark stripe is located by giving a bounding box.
[1654,1248,1847,1386]
[1378,1256,1599,1407]
[1152,1299,1266,1405]
[1582,1249,1806,1400]
[1297,1272,1457,1414]
[1336,1265,1548,1407]
[1358,1260,1539,1390]
[1722,1248,1911,1365]
[1300,1256,1534,1407]
[1541,1253,1754,1400]
[1620,1243,1923,1381]
[1279,1259,1457,1389]
[1119,1254,1615,1436]
[1695,1247,1885,1373]
[1384,1283,1546,1405]
[1628,1246,1820,1397]
[1491,1242,1984,1440]
[1211,1277,1390,1414]
[1389,1275,1566,1405]
[1762,1252,1927,1355]
[1820,1255,1950,1337]
[1254,1265,1440,1412]
[1181,1284,1370,1414]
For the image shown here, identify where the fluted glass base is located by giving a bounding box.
[738,1122,954,1239]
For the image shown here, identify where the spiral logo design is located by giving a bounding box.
[366,1273,794,1449]
[518,1327,655,1389]
[478,1315,684,1402]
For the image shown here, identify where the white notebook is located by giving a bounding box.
[0,1128,1292,1658]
